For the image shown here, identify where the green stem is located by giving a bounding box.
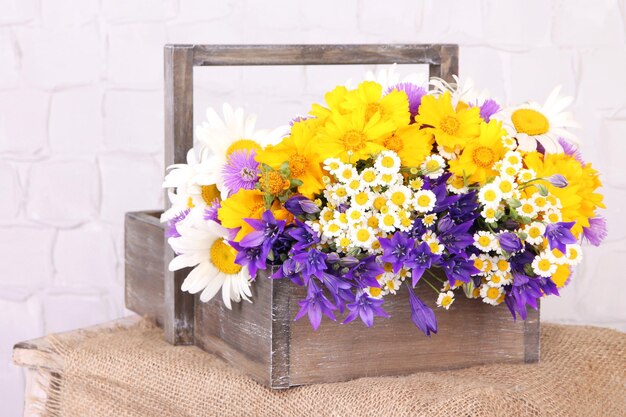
[421,277,441,295]
[426,269,445,284]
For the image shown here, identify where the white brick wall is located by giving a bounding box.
[1,0,625,413]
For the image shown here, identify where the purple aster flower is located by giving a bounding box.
[286,220,320,252]
[478,99,500,122]
[439,254,480,286]
[379,232,415,273]
[166,209,189,238]
[498,232,523,253]
[222,149,259,195]
[294,280,337,330]
[436,215,475,255]
[545,174,568,188]
[405,242,439,287]
[343,290,390,327]
[407,287,437,336]
[582,216,607,246]
[292,248,327,280]
[284,195,320,216]
[240,210,286,254]
[345,255,385,288]
[230,240,267,278]
[203,198,221,222]
[387,82,427,120]
[558,138,584,164]
[544,221,577,254]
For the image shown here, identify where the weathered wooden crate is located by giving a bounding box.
[125,44,540,389]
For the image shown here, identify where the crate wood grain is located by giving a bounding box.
[124,43,541,389]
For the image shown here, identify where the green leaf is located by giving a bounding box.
[508,198,522,208]
[536,183,549,196]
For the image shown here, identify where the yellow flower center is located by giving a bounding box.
[209,239,242,274]
[382,214,394,226]
[474,258,484,270]
[356,229,371,242]
[327,223,340,233]
[528,227,541,238]
[342,130,367,151]
[362,170,376,183]
[371,240,381,250]
[534,196,547,208]
[497,260,509,272]
[261,171,289,195]
[226,139,262,156]
[410,178,423,190]
[491,275,501,284]
[498,181,513,193]
[487,287,500,299]
[441,295,453,307]
[391,191,406,206]
[440,115,461,135]
[472,146,496,168]
[511,109,550,136]
[538,259,552,271]
[387,280,396,291]
[289,154,308,177]
[450,176,465,189]
[425,159,441,171]
[484,208,496,218]
[201,184,220,205]
[338,237,351,248]
[417,195,432,207]
[478,236,491,247]
[367,216,379,228]
[383,263,393,273]
[484,190,497,202]
[547,212,560,223]
[341,168,353,180]
[429,242,440,253]
[373,196,387,210]
[349,210,361,220]
[354,192,369,205]
[521,204,534,214]
[568,248,578,260]
[381,156,396,168]
[322,210,334,222]
[369,286,382,297]
[335,187,348,198]
[383,134,403,152]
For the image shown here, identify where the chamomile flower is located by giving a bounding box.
[408,177,424,191]
[396,209,414,232]
[377,210,401,233]
[493,176,517,198]
[532,194,550,211]
[345,207,366,225]
[387,185,412,209]
[480,284,504,306]
[345,178,364,195]
[383,274,403,295]
[517,169,536,183]
[502,136,517,150]
[544,209,562,224]
[422,213,438,227]
[335,234,354,252]
[447,175,469,194]
[436,144,459,160]
[379,172,402,187]
[436,291,455,310]
[481,206,499,223]
[517,199,538,219]
[486,273,504,288]
[360,167,379,187]
[319,207,335,224]
[325,183,350,205]
[336,165,359,183]
[422,231,445,255]
[532,253,557,277]
[421,155,446,179]
[502,151,523,170]
[472,254,496,276]
[375,151,401,175]
[478,184,503,207]
[351,225,376,249]
[323,157,344,175]
[323,220,344,238]
[494,257,511,276]
[565,244,583,265]
[523,222,546,245]
[500,164,519,178]
[474,231,497,252]
[547,248,568,265]
[365,286,384,299]
[413,189,437,213]
[352,190,375,210]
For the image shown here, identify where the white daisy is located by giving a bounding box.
[436,291,455,310]
[413,189,437,213]
[386,185,412,209]
[323,157,344,175]
[480,206,500,223]
[494,257,511,276]
[474,231,497,252]
[502,151,523,170]
[479,284,504,306]
[565,244,583,265]
[532,253,557,277]
[544,208,563,224]
[351,225,376,249]
[168,220,251,309]
[336,165,359,184]
[492,176,517,199]
[360,167,379,188]
[478,184,503,208]
[377,210,401,233]
[516,199,538,219]
[352,190,375,210]
[517,169,536,183]
[421,155,446,179]
[523,222,546,245]
[375,151,401,175]
[345,207,366,225]
[498,86,579,154]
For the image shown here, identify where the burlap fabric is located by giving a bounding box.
[39,321,625,417]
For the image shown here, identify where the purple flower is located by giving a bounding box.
[317,271,352,295]
[292,248,327,280]
[203,198,221,222]
[387,83,426,120]
[294,280,337,330]
[222,149,259,195]
[230,241,266,278]
[544,221,577,254]
[582,216,607,246]
[345,255,385,288]
[343,290,390,327]
[498,232,523,253]
[405,242,439,287]
[379,232,415,273]
[505,272,559,320]
[558,138,584,164]
[407,287,437,336]
[479,99,500,122]
[284,195,320,216]
[240,210,285,254]
[166,209,189,238]
[272,258,304,285]
[286,220,320,252]
[545,174,568,188]
[439,254,480,286]
[436,215,475,255]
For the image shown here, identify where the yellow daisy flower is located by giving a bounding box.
[342,81,410,127]
[449,120,508,184]
[381,124,434,167]
[415,91,481,150]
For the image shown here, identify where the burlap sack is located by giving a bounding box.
[37,321,625,417]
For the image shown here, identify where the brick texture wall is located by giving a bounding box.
[1,0,625,413]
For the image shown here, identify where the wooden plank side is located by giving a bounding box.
[190,44,454,66]
[124,212,166,326]
[194,274,276,387]
[164,45,195,345]
[288,283,531,386]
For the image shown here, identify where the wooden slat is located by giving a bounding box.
[125,212,166,326]
[164,45,196,345]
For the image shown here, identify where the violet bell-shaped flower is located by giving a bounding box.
[239,210,285,254]
[284,195,320,216]
[343,290,390,327]
[498,232,523,253]
[405,241,440,287]
[294,280,337,330]
[544,221,577,254]
[379,232,415,273]
[407,286,437,336]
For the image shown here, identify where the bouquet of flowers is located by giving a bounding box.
[162,68,606,336]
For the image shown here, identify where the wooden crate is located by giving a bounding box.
[124,44,540,389]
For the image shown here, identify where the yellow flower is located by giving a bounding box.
[309,85,350,122]
[523,152,605,236]
[342,81,410,128]
[256,119,325,198]
[382,124,434,167]
[449,120,508,184]
[415,91,481,150]
[316,107,395,163]
[551,264,571,288]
